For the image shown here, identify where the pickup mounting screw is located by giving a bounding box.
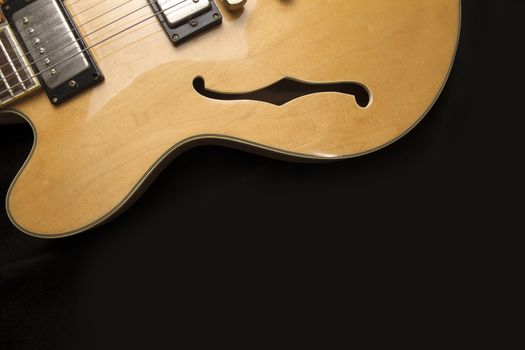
[23,17,29,24]
[172,34,179,41]
[190,19,198,27]
[50,68,56,76]
[68,80,78,89]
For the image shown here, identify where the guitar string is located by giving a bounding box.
[0,0,130,73]
[66,0,86,6]
[0,0,192,96]
[0,0,174,78]
[0,0,161,73]
[0,0,178,89]
[4,0,101,24]
[0,0,97,43]
[72,0,108,16]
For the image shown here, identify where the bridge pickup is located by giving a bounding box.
[151,0,222,45]
[2,0,104,105]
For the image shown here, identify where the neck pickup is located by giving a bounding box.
[1,0,104,107]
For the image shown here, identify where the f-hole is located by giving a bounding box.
[193,76,371,108]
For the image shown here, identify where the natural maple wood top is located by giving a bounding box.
[1,0,461,237]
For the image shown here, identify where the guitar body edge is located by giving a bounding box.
[2,0,461,237]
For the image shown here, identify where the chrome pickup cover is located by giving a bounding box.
[158,0,211,27]
[12,0,89,89]
[151,0,222,45]
[2,0,104,105]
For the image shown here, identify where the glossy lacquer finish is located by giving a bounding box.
[2,0,461,237]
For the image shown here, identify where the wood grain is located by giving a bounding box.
[1,0,461,236]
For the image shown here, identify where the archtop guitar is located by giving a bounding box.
[0,0,461,237]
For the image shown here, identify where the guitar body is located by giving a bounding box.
[1,0,460,237]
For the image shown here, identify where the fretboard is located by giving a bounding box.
[0,25,39,106]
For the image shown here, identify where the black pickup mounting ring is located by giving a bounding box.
[2,0,104,106]
[151,0,223,45]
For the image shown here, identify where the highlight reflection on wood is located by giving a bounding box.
[1,0,461,237]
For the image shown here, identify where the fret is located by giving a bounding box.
[0,31,32,89]
[3,35,31,85]
[0,37,26,92]
[0,65,14,100]
[0,24,40,107]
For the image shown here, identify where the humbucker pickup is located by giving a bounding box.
[151,0,222,45]
[1,0,104,106]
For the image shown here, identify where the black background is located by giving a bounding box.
[1,1,524,349]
